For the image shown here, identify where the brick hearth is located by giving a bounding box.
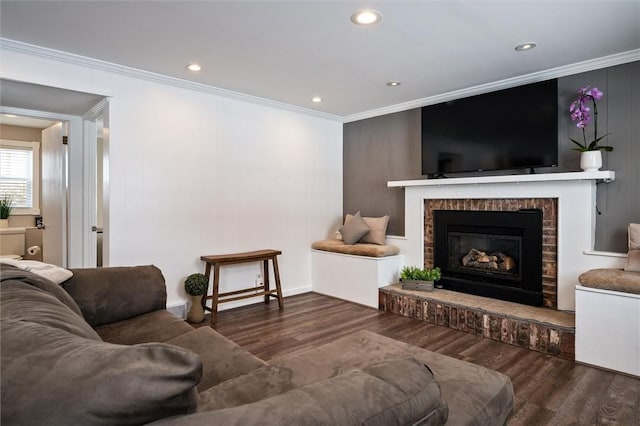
[424,198,558,309]
[382,197,574,359]
[379,284,575,360]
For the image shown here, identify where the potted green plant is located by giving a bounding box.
[569,85,613,172]
[400,266,441,292]
[184,273,208,323]
[0,194,14,229]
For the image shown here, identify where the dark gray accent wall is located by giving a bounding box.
[343,61,639,252]
[592,62,639,251]
[343,109,420,236]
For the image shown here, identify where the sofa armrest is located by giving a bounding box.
[62,265,167,327]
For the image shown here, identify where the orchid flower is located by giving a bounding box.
[569,86,612,152]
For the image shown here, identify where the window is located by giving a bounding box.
[0,139,40,215]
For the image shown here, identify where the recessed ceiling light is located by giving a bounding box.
[186,63,202,72]
[311,97,323,103]
[386,81,401,87]
[515,42,537,52]
[351,9,382,25]
[3,114,17,118]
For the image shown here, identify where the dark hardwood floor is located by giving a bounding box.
[201,292,640,425]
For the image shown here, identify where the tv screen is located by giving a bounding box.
[421,79,558,176]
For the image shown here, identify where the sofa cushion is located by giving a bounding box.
[95,309,195,344]
[339,211,370,244]
[153,358,447,426]
[345,213,390,245]
[166,327,266,392]
[1,264,83,316]
[0,265,99,341]
[63,265,167,327]
[1,318,201,426]
[198,330,513,425]
[1,279,101,341]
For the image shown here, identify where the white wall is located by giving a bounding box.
[1,47,343,309]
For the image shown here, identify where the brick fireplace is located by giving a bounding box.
[424,198,558,308]
[379,171,618,360]
[388,171,617,311]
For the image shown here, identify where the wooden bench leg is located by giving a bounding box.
[202,263,211,311]
[210,264,221,324]
[272,255,284,310]
[263,258,270,304]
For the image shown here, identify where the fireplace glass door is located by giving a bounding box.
[448,232,521,281]
[434,209,543,306]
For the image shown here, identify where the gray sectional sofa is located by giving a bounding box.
[1,264,514,425]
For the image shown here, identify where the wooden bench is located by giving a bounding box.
[201,249,283,324]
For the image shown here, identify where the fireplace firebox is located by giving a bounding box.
[433,209,543,306]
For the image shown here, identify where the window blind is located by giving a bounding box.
[0,146,34,208]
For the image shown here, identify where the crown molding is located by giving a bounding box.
[0,38,342,122]
[343,49,640,123]
[3,38,637,125]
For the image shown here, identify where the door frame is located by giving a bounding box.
[0,105,83,266]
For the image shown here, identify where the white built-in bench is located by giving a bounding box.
[576,268,640,377]
[311,239,404,308]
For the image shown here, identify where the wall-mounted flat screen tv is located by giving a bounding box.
[421,79,558,176]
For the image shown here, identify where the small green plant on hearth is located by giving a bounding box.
[400,266,441,282]
[184,273,208,295]
[0,194,14,219]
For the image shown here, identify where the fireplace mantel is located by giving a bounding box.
[387,170,623,312]
[388,171,615,188]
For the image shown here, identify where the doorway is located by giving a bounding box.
[0,80,108,267]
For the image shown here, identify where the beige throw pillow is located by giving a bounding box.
[624,223,640,272]
[345,214,390,245]
[339,211,370,245]
[628,223,640,250]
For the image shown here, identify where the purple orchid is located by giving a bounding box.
[569,86,613,152]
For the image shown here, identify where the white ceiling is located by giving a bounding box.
[1,1,639,118]
[0,79,106,116]
[0,114,55,129]
[0,79,105,131]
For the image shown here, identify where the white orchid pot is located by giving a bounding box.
[580,150,602,172]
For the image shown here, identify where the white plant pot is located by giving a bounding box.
[580,150,602,172]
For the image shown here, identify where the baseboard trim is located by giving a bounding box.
[167,301,187,319]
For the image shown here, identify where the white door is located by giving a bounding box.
[80,116,105,268]
[82,99,109,268]
[41,122,66,266]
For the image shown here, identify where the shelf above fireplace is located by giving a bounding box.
[388,170,615,188]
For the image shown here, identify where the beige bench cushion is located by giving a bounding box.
[311,239,399,257]
[578,268,640,295]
